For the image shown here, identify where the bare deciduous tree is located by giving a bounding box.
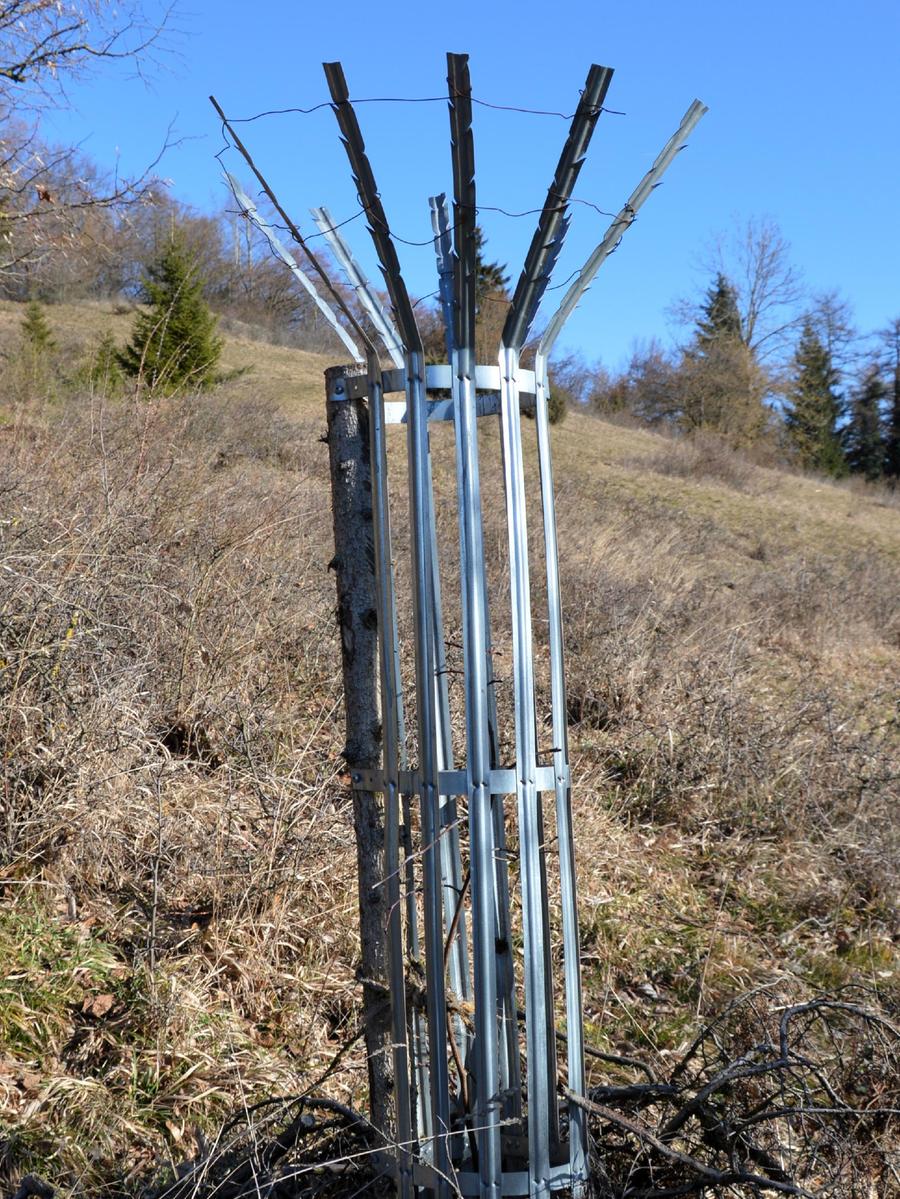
[0,1,177,286]
[673,217,805,365]
[0,1,176,107]
[734,218,803,357]
[707,217,805,361]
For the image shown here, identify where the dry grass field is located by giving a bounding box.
[1,301,897,1196]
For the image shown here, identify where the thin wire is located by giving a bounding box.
[217,121,620,245]
[473,95,626,118]
[224,198,367,242]
[216,101,641,320]
[228,191,619,249]
[474,195,617,221]
[312,194,617,248]
[412,291,440,310]
[224,94,627,124]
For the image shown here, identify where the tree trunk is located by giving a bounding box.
[324,363,392,1136]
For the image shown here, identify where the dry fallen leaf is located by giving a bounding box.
[82,992,115,1018]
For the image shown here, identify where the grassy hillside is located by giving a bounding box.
[1,301,897,1196]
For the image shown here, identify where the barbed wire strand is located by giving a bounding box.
[211,87,670,284]
[223,93,626,124]
[213,96,663,330]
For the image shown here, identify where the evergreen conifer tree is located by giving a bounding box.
[784,319,846,475]
[679,272,767,445]
[845,366,887,481]
[93,331,123,391]
[21,299,55,353]
[473,225,509,312]
[695,273,743,350]
[880,318,900,482]
[119,235,222,392]
[75,331,123,394]
[471,226,511,363]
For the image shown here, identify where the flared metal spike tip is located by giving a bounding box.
[446,51,471,81]
[322,61,349,100]
[325,60,420,348]
[504,62,612,349]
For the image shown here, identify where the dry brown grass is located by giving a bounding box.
[0,309,897,1195]
[0,378,364,1189]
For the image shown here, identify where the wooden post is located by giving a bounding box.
[324,363,393,1136]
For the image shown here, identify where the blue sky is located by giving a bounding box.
[46,0,900,369]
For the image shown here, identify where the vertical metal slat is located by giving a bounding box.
[447,51,503,1199]
[533,352,587,1194]
[497,345,555,1199]
[366,357,415,1195]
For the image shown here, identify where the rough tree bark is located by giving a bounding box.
[324,363,392,1136]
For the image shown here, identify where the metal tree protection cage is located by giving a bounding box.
[221,54,705,1199]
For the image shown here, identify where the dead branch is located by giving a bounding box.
[567,989,898,1198]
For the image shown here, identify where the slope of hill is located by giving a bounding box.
[1,301,897,1196]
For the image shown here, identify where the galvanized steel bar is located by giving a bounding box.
[226,173,364,363]
[365,353,414,1195]
[439,159,522,1164]
[447,51,503,1199]
[538,99,707,357]
[488,733,519,1126]
[532,352,587,1194]
[430,186,480,1022]
[420,196,474,1034]
[406,347,454,1183]
[429,194,456,360]
[403,785,432,1144]
[497,345,556,1199]
[502,64,612,351]
[427,452,472,1024]
[311,204,405,368]
[324,59,453,1190]
[435,187,516,1100]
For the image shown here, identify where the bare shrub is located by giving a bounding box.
[0,381,368,1189]
[553,491,897,1032]
[638,429,763,491]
